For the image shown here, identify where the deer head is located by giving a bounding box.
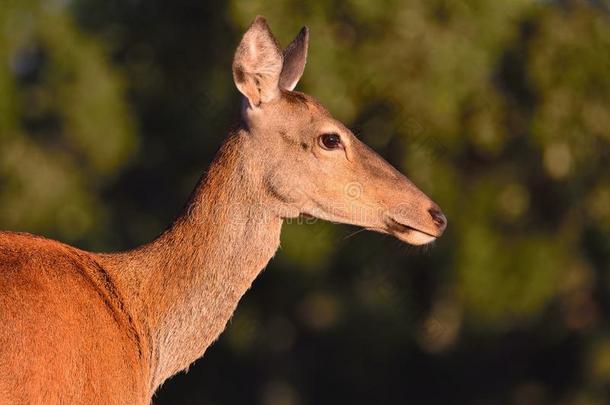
[232,16,446,245]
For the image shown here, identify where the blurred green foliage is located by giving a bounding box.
[0,0,136,242]
[1,0,610,404]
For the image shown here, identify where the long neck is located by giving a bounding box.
[104,131,283,391]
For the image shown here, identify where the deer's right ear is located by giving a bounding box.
[279,26,309,91]
[232,16,283,108]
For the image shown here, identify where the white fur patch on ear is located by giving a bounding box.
[232,16,283,107]
[280,26,309,91]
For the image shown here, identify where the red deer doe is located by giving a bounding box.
[0,16,446,404]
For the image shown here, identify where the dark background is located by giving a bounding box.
[1,0,610,404]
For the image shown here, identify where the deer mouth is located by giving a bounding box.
[386,218,438,246]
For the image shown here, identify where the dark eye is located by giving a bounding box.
[319,133,342,150]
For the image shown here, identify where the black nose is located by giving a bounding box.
[428,207,447,233]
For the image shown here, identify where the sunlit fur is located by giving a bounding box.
[0,16,445,404]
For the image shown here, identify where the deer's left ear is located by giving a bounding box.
[279,26,309,91]
[233,16,283,107]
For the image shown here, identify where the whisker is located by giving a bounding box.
[343,227,367,240]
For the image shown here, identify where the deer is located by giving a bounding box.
[0,16,446,404]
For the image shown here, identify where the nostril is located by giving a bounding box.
[428,207,447,232]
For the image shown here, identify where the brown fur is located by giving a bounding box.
[0,233,147,404]
[0,16,446,404]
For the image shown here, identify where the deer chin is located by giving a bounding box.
[392,228,437,245]
[386,219,438,246]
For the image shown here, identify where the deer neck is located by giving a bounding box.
[108,130,283,390]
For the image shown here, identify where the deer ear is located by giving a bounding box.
[279,26,309,91]
[232,16,283,108]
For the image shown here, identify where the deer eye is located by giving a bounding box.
[319,133,342,150]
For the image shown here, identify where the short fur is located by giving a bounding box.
[0,16,446,404]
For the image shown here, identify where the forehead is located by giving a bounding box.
[280,90,331,117]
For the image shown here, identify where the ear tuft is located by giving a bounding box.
[251,15,270,30]
[280,26,309,91]
[232,16,283,107]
